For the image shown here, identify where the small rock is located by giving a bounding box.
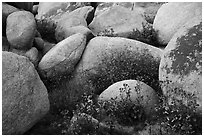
[55,25,94,42]
[25,47,39,67]
[38,33,87,80]
[2,51,50,134]
[153,2,202,45]
[6,11,36,50]
[159,15,202,115]
[32,4,38,15]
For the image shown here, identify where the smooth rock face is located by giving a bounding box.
[55,25,94,42]
[89,5,154,44]
[38,33,87,80]
[2,3,19,36]
[153,2,202,45]
[99,80,159,119]
[2,51,50,135]
[6,11,36,50]
[159,16,202,115]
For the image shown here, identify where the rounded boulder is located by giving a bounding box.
[98,80,159,121]
[159,16,202,115]
[153,2,202,45]
[38,33,87,80]
[2,51,50,134]
[6,11,36,50]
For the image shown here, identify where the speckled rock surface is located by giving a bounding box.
[6,11,36,50]
[2,51,50,135]
[38,33,87,80]
[89,5,154,44]
[159,16,202,115]
[98,80,159,120]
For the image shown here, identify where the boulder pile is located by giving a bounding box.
[2,2,202,135]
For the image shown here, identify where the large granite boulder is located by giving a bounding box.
[153,2,202,45]
[89,5,154,44]
[2,51,50,134]
[47,36,162,112]
[159,16,202,115]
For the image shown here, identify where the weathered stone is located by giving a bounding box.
[38,33,87,80]
[2,51,50,134]
[6,11,36,50]
[35,2,92,42]
[47,36,162,112]
[89,5,154,44]
[153,2,202,45]
[55,6,94,42]
[25,47,39,67]
[159,16,202,115]
[98,80,159,121]
[55,25,94,42]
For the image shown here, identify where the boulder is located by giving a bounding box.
[89,5,154,45]
[153,2,202,45]
[55,6,94,42]
[35,2,92,42]
[47,36,162,112]
[98,80,159,121]
[2,51,50,134]
[159,16,202,115]
[6,11,36,50]
[55,25,94,42]
[2,3,19,36]
[38,33,87,80]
